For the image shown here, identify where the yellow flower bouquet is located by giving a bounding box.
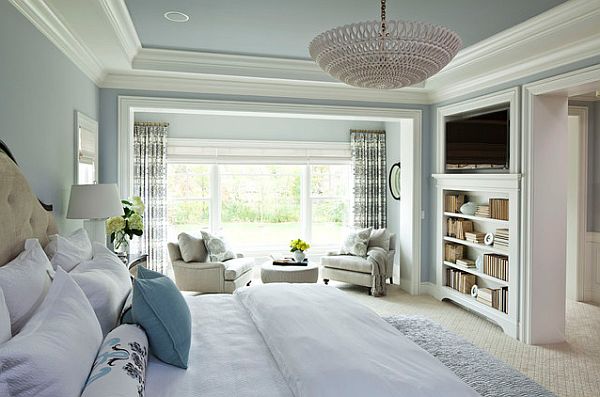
[290,239,310,253]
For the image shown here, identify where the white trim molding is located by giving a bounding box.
[521,63,600,344]
[101,72,431,105]
[10,0,600,105]
[435,87,520,174]
[9,0,104,84]
[118,95,423,295]
[98,0,141,62]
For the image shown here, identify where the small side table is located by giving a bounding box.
[260,261,319,284]
[116,253,148,271]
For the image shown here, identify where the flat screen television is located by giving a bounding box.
[445,108,509,172]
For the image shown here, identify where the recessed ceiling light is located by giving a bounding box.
[164,11,189,23]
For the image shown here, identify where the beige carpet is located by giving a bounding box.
[331,281,600,397]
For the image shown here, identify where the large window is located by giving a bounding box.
[221,165,302,248]
[167,163,351,251]
[310,165,351,245]
[166,164,211,242]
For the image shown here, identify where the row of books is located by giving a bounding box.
[445,194,465,213]
[494,228,509,250]
[489,198,509,221]
[447,219,473,240]
[477,287,508,314]
[475,204,490,218]
[456,258,476,268]
[465,231,485,244]
[446,268,476,294]
[483,253,509,281]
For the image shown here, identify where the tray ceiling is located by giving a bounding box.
[125,0,566,59]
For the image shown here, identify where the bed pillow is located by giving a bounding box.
[0,289,11,344]
[124,266,191,369]
[200,230,236,262]
[339,227,372,257]
[368,228,390,251]
[70,243,132,336]
[44,228,93,272]
[0,267,103,397]
[178,232,208,262]
[82,324,149,397]
[0,239,54,335]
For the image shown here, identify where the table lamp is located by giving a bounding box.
[67,184,124,245]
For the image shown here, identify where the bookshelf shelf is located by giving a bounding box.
[440,287,509,319]
[443,236,509,255]
[443,211,509,226]
[443,261,509,287]
[434,174,521,339]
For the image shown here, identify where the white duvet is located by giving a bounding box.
[146,284,478,397]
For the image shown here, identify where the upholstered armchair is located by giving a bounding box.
[167,238,254,294]
[321,232,396,296]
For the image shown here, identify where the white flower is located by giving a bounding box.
[106,216,126,234]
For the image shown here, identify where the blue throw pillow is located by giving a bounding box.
[129,266,191,369]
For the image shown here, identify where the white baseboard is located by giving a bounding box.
[419,282,437,298]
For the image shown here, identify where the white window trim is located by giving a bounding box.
[75,111,99,184]
[118,95,423,295]
[166,140,352,254]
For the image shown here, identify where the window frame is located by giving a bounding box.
[75,111,98,184]
[166,140,352,255]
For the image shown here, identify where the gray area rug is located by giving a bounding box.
[383,315,556,397]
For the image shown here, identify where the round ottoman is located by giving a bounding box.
[260,261,319,284]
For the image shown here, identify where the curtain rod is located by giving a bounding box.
[134,121,170,127]
[350,129,386,134]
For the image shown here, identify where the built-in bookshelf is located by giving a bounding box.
[433,174,521,339]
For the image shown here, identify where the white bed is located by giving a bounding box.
[0,142,479,397]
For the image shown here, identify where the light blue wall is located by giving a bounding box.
[134,112,385,141]
[98,88,431,279]
[427,56,600,283]
[1,1,99,233]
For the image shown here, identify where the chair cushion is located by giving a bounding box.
[200,231,236,262]
[321,255,373,274]
[177,233,208,263]
[368,228,390,251]
[223,257,254,281]
[339,227,372,257]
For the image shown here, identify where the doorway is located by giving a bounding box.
[565,106,588,302]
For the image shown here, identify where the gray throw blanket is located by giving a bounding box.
[367,247,387,297]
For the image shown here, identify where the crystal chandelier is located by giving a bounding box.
[308,0,462,89]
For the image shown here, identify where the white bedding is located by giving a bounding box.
[144,295,293,397]
[145,285,478,397]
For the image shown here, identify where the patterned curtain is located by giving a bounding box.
[351,130,387,229]
[132,122,168,273]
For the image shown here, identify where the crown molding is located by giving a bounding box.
[436,0,599,76]
[10,0,600,106]
[101,72,432,104]
[133,48,333,83]
[430,32,600,103]
[9,0,104,84]
[97,0,141,62]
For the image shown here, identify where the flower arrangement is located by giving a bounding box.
[290,238,310,253]
[106,196,145,252]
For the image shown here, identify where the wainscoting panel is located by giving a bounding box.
[585,232,600,304]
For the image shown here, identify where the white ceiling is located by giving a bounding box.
[124,0,566,59]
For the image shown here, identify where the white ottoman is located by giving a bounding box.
[260,261,319,284]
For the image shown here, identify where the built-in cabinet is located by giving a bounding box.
[433,174,521,338]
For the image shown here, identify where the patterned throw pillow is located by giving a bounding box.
[82,324,148,397]
[200,231,236,262]
[340,227,373,257]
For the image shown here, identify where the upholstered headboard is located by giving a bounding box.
[0,141,58,266]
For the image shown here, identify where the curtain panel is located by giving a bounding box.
[132,122,168,273]
[351,130,387,229]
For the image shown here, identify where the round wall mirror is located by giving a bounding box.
[389,162,401,200]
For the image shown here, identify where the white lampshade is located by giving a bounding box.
[67,184,124,220]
